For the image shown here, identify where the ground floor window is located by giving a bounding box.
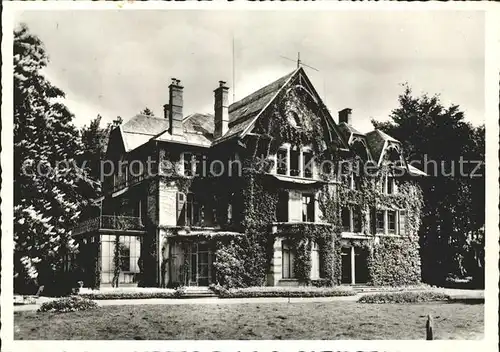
[310,241,321,279]
[101,235,141,285]
[168,241,215,287]
[282,241,295,279]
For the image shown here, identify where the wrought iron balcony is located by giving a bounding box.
[72,215,145,236]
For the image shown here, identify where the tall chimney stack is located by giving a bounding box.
[163,103,170,120]
[168,78,183,135]
[338,108,352,125]
[214,80,229,138]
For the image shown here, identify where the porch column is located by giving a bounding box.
[299,148,304,178]
[271,153,277,174]
[271,237,283,286]
[285,145,291,176]
[350,246,356,285]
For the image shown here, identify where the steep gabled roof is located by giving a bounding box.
[337,122,364,143]
[122,114,170,135]
[214,69,299,143]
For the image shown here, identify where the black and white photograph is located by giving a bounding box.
[1,2,498,351]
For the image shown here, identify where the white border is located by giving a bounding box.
[2,2,499,352]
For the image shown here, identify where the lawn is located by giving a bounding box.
[14,301,483,340]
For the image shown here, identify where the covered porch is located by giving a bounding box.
[71,215,146,288]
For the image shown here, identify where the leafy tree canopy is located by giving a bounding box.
[372,84,485,286]
[14,23,98,292]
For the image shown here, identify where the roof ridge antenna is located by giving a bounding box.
[280,52,319,72]
[232,34,236,103]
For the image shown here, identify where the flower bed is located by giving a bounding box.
[210,284,356,298]
[38,296,98,313]
[79,287,177,300]
[357,291,451,304]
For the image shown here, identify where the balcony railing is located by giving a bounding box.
[72,215,145,236]
[104,172,148,194]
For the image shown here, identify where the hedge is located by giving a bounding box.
[38,296,98,313]
[357,291,451,304]
[79,288,177,300]
[210,285,356,298]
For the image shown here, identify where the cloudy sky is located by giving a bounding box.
[16,10,484,133]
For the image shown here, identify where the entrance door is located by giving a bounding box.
[197,242,210,286]
[188,242,212,286]
[354,247,369,284]
[341,247,351,284]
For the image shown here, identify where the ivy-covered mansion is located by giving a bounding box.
[72,68,426,289]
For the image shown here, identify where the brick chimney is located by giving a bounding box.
[214,81,229,138]
[168,78,183,135]
[338,108,352,125]
[163,103,170,120]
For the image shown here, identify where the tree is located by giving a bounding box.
[140,107,155,116]
[14,23,97,293]
[372,84,485,286]
[80,114,123,183]
[80,114,108,182]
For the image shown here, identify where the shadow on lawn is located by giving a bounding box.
[447,298,484,305]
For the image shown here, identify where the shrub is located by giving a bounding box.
[358,291,451,304]
[213,285,356,298]
[79,289,177,300]
[37,296,98,313]
[213,235,268,288]
[173,286,186,298]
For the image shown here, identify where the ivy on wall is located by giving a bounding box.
[319,159,424,286]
